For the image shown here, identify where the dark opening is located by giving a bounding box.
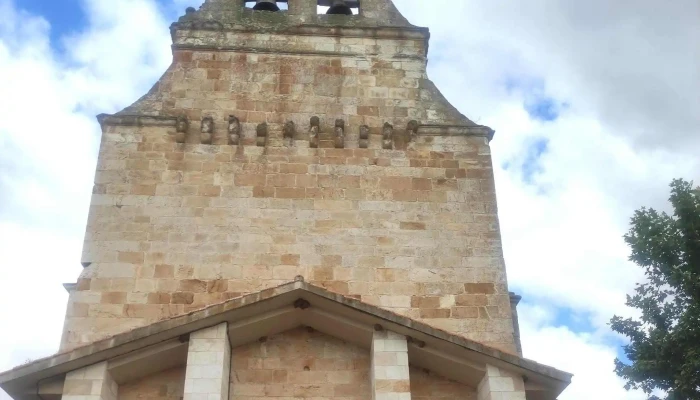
[244,1,282,11]
[317,0,359,15]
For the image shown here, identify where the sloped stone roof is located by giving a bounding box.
[0,280,571,400]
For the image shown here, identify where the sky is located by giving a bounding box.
[0,0,698,399]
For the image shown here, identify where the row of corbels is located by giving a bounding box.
[174,115,419,149]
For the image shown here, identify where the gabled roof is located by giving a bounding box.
[0,279,571,400]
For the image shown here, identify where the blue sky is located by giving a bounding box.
[19,0,86,43]
[0,1,699,399]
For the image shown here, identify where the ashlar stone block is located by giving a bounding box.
[371,330,411,400]
[62,361,117,400]
[184,323,231,400]
[477,365,526,400]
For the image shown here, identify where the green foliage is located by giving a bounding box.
[610,179,700,399]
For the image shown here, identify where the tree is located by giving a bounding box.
[610,179,700,399]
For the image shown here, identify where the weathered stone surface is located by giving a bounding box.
[184,323,230,400]
[62,362,117,400]
[63,0,515,360]
[175,116,188,144]
[70,134,512,350]
[410,367,476,400]
[228,115,241,145]
[477,365,527,400]
[231,327,371,400]
[118,367,185,400]
[201,117,214,145]
[371,330,411,400]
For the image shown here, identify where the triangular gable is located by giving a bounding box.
[0,279,571,400]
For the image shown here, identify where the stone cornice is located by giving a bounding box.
[97,114,495,144]
[98,114,493,139]
[417,124,496,141]
[96,114,177,128]
[171,23,430,40]
[170,43,424,60]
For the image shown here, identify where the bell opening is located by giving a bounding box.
[248,1,280,12]
[318,0,358,15]
[327,5,353,15]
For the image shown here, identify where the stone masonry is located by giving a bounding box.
[371,329,411,400]
[183,323,231,400]
[61,0,518,357]
[62,362,118,400]
[118,367,185,400]
[477,365,527,400]
[230,327,371,400]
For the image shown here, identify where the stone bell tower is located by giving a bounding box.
[0,2,573,399]
[65,0,514,354]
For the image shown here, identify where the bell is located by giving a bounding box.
[252,0,280,12]
[327,0,353,15]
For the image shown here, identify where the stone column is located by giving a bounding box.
[371,329,411,400]
[183,323,231,400]
[288,0,317,15]
[62,362,117,400]
[477,365,527,400]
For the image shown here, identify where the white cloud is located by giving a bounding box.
[1,1,698,399]
[0,1,172,398]
[519,303,647,400]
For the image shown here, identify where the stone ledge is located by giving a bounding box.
[170,43,424,60]
[172,24,430,41]
[417,124,496,141]
[97,114,177,128]
[97,113,494,142]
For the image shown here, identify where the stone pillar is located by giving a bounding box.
[183,323,231,400]
[62,362,117,400]
[371,329,411,400]
[288,0,316,16]
[477,365,527,400]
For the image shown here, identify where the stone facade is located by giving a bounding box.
[231,327,371,400]
[62,362,117,400]
[410,367,475,400]
[59,324,482,400]
[62,0,516,365]
[118,367,185,400]
[477,365,527,400]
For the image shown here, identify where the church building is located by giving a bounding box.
[0,1,571,399]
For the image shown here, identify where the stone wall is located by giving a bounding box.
[230,327,371,400]
[410,367,475,400]
[111,329,478,400]
[118,367,185,400]
[124,32,470,130]
[62,10,514,354]
[64,119,513,352]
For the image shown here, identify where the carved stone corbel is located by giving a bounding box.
[201,116,214,144]
[228,115,241,145]
[175,115,188,144]
[256,122,268,147]
[334,119,345,149]
[309,116,320,148]
[382,122,394,150]
[284,121,296,141]
[359,125,370,149]
[407,120,419,141]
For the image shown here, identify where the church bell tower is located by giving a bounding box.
[0,2,571,400]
